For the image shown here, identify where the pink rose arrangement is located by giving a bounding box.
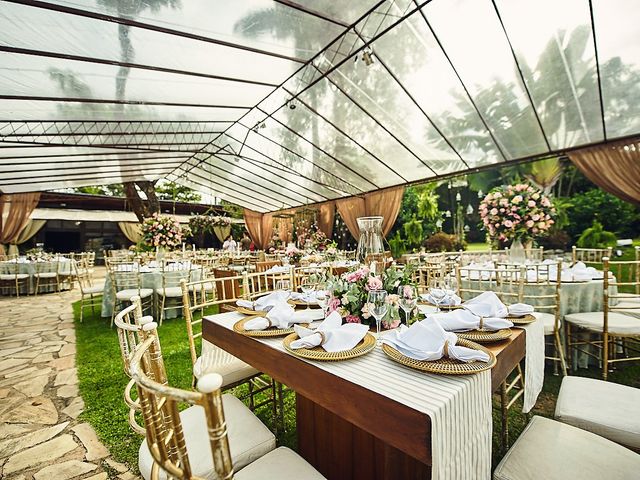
[479,184,556,244]
[141,213,186,249]
[285,245,303,264]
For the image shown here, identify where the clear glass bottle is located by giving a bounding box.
[356,216,385,273]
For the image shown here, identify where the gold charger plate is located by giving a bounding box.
[234,306,268,316]
[382,338,496,375]
[287,299,321,308]
[233,316,307,337]
[456,328,512,343]
[418,301,462,310]
[506,313,536,325]
[282,332,376,361]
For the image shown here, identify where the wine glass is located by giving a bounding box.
[300,274,318,310]
[315,283,330,318]
[367,290,388,346]
[429,277,446,312]
[275,279,290,292]
[397,285,417,326]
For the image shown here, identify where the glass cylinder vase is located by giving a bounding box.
[509,238,526,264]
[356,216,385,273]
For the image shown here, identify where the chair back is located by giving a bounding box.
[518,260,562,329]
[604,257,640,321]
[35,257,59,275]
[456,264,522,304]
[0,256,19,276]
[110,262,144,294]
[129,326,234,480]
[244,268,292,299]
[572,246,613,266]
[292,265,329,290]
[256,260,280,273]
[160,260,195,293]
[412,264,448,295]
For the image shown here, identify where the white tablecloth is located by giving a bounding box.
[205,312,493,480]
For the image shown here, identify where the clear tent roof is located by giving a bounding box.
[1,0,638,212]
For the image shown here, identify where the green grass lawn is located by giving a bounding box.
[74,294,639,474]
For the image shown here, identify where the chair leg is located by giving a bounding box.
[603,332,609,381]
[500,381,509,452]
[554,330,568,377]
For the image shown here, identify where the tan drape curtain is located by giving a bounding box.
[0,192,41,256]
[212,225,231,242]
[118,222,143,243]
[336,186,405,238]
[14,219,46,245]
[568,139,640,205]
[243,209,274,250]
[277,217,293,244]
[317,202,336,239]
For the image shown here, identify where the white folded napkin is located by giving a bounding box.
[244,303,299,330]
[429,309,513,332]
[462,291,509,318]
[508,303,535,317]
[290,291,321,303]
[236,290,290,311]
[290,311,369,352]
[382,321,490,362]
[264,265,289,274]
[420,291,461,306]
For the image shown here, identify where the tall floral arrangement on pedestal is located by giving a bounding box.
[141,213,185,250]
[479,184,556,244]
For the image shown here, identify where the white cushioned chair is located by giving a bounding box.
[494,416,640,480]
[555,376,640,451]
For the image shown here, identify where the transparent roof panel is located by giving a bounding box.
[496,0,603,149]
[424,0,549,160]
[592,0,640,138]
[291,1,381,25]
[47,0,345,61]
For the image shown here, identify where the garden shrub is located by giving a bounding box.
[576,220,617,248]
[537,229,571,250]
[423,232,458,252]
[565,189,639,240]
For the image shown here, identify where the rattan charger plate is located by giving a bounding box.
[506,313,536,325]
[417,301,462,310]
[234,306,268,316]
[382,338,496,375]
[282,332,376,361]
[233,316,308,337]
[287,299,320,308]
[456,328,512,343]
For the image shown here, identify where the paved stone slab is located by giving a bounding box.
[0,421,69,459]
[3,434,78,474]
[49,355,75,371]
[85,473,108,480]
[33,460,97,480]
[13,374,49,397]
[72,423,109,461]
[54,367,78,386]
[62,396,85,419]
[59,343,76,357]
[0,396,58,425]
[105,459,129,473]
[57,384,79,398]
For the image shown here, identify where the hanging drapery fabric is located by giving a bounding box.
[243,209,274,250]
[0,192,41,256]
[336,186,405,239]
[567,139,640,206]
[317,202,336,239]
[9,219,47,255]
[118,221,143,244]
[212,225,231,242]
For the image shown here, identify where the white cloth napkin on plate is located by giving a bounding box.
[264,265,290,274]
[429,309,513,332]
[420,291,461,306]
[290,311,369,352]
[508,303,534,317]
[290,291,320,303]
[236,290,290,311]
[462,291,509,318]
[244,303,300,330]
[382,320,490,362]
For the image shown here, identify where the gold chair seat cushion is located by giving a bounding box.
[533,312,556,335]
[0,273,29,280]
[197,342,260,388]
[555,376,640,449]
[564,311,640,336]
[34,272,57,278]
[155,286,183,298]
[83,284,105,294]
[235,447,326,480]
[493,416,640,480]
[115,288,154,301]
[138,394,275,480]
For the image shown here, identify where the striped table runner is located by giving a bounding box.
[205,312,492,480]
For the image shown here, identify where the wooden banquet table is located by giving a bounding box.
[203,312,527,480]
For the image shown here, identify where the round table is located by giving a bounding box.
[0,258,75,295]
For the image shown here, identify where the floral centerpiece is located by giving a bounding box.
[310,228,330,251]
[141,213,185,250]
[479,183,556,245]
[284,245,303,265]
[326,265,415,328]
[188,214,231,234]
[324,242,338,261]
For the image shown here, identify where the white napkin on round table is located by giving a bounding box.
[290,311,369,352]
[382,321,489,362]
[420,291,461,306]
[508,303,535,317]
[244,303,299,330]
[236,290,290,311]
[429,309,513,332]
[462,291,509,318]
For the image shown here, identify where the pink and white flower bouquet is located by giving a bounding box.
[479,184,556,244]
[285,245,303,264]
[141,213,185,250]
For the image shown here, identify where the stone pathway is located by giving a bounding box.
[0,269,140,480]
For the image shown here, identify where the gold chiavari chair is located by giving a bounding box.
[572,245,613,267]
[0,255,29,297]
[291,265,329,292]
[256,260,281,273]
[109,262,154,327]
[565,257,640,380]
[129,322,320,480]
[74,258,105,323]
[180,275,277,419]
[412,263,446,296]
[33,255,60,295]
[155,260,195,325]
